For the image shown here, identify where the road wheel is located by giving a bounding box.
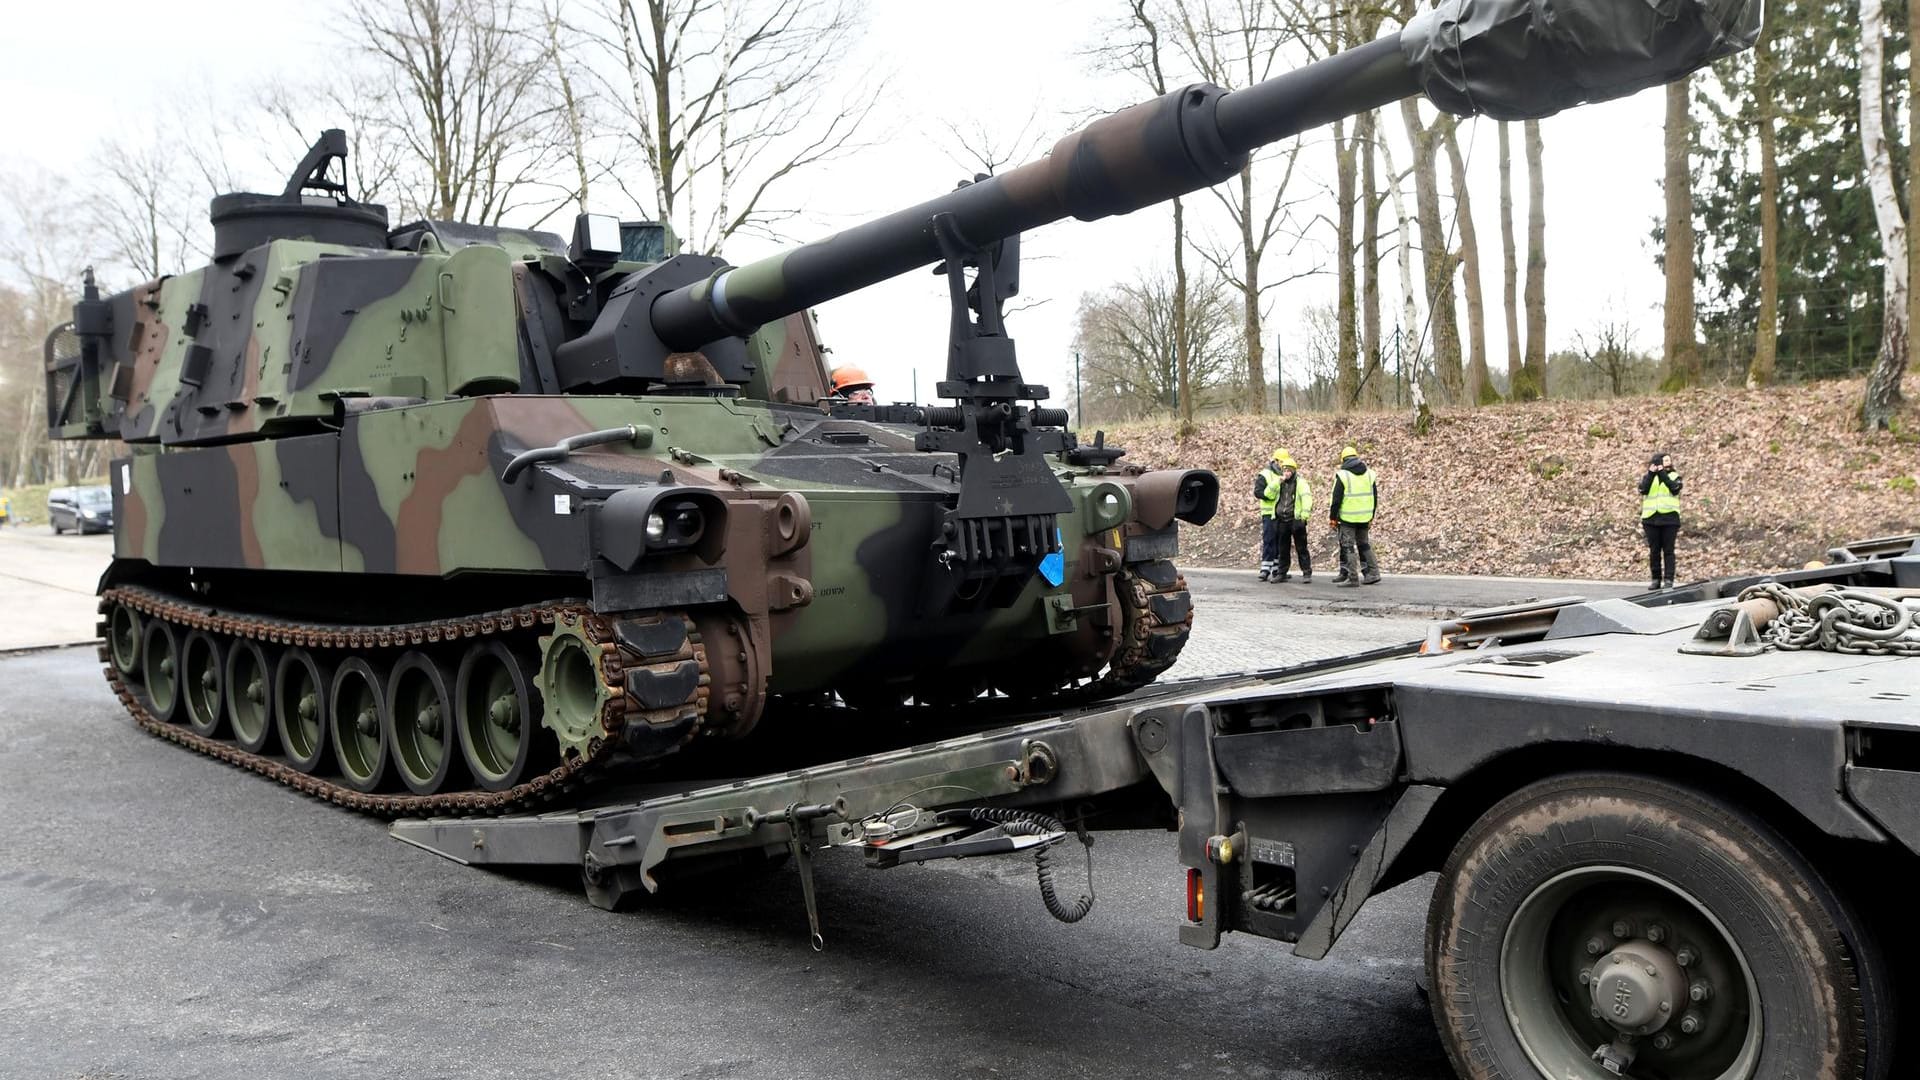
[455,640,548,792]
[329,658,395,793]
[141,620,181,723]
[1427,772,1891,1080]
[275,647,331,774]
[180,631,227,737]
[106,603,143,679]
[225,639,276,753]
[388,650,459,795]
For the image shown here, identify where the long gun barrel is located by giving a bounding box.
[651,0,1760,352]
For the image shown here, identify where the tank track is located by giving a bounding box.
[97,584,707,817]
[1083,559,1194,699]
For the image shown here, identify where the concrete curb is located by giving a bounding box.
[0,640,96,658]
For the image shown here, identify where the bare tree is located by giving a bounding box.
[1498,121,1523,397]
[1334,113,1360,410]
[1172,0,1311,414]
[1099,0,1197,433]
[1074,268,1242,420]
[87,138,200,281]
[0,168,89,487]
[1911,0,1920,417]
[1400,93,1464,402]
[1282,0,1363,409]
[1521,118,1548,397]
[1575,317,1640,397]
[1359,108,1386,406]
[1745,22,1781,389]
[1442,122,1491,403]
[600,0,876,253]
[1660,78,1700,388]
[344,0,564,225]
[936,109,1049,179]
[542,0,613,215]
[1860,0,1910,428]
[1377,131,1422,397]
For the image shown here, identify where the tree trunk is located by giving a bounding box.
[1238,163,1267,413]
[1910,0,1920,418]
[1499,121,1522,395]
[1661,78,1700,389]
[1522,119,1548,396]
[1444,123,1491,404]
[1360,110,1385,407]
[1401,98,1464,402]
[1379,133,1420,404]
[1173,196,1195,434]
[1747,26,1780,389]
[1335,117,1360,411]
[1861,0,1910,428]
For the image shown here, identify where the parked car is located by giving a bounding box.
[49,485,112,535]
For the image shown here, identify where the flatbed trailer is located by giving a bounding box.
[394,541,1920,1080]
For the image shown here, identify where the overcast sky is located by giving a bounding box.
[2,0,1678,410]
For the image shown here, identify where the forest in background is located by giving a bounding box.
[2,0,1918,492]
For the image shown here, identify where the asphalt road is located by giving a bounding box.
[0,582,1454,1080]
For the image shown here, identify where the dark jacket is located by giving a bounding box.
[1638,468,1683,524]
[1252,470,1301,523]
[1328,458,1377,522]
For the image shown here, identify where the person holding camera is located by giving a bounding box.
[1638,451,1683,590]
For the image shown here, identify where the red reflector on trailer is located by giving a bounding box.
[1186,868,1204,922]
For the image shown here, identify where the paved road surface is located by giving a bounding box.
[0,577,1456,1080]
[0,527,112,651]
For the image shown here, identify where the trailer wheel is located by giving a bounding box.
[1426,772,1891,1080]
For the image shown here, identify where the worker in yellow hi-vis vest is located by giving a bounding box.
[1639,450,1683,590]
[1329,445,1380,587]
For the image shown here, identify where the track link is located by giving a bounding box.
[1084,559,1193,699]
[99,584,708,817]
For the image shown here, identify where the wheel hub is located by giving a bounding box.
[1588,941,1684,1033]
[298,693,317,722]
[417,703,443,738]
[201,670,216,692]
[356,707,379,737]
[247,678,265,704]
[489,694,519,733]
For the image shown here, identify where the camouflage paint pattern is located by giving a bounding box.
[106,387,1165,696]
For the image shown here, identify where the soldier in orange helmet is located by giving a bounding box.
[829,365,876,405]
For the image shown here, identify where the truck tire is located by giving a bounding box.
[1426,772,1891,1080]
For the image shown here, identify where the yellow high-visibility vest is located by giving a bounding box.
[1258,467,1283,519]
[1336,469,1375,524]
[1642,474,1681,518]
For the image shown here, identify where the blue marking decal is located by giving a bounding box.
[1039,529,1065,587]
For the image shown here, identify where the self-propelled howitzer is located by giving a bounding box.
[44,0,1757,812]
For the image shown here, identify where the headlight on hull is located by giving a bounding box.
[644,501,706,549]
[594,487,727,568]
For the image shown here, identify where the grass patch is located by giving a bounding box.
[0,477,109,526]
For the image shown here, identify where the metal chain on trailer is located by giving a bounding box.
[98,584,709,817]
[1736,582,1920,657]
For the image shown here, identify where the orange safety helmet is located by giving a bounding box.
[830,365,874,394]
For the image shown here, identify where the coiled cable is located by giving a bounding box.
[968,807,1096,923]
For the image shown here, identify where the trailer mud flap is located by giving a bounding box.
[1292,784,1443,960]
